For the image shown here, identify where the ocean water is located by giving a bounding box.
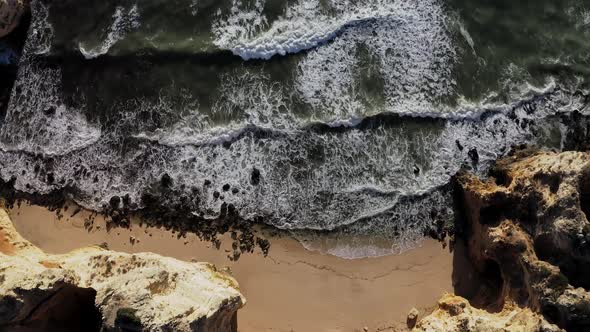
[1,0,590,258]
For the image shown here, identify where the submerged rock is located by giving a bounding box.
[0,0,26,38]
[0,208,245,331]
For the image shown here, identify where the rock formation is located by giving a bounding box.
[0,208,245,332]
[406,307,419,329]
[0,0,26,38]
[414,293,561,332]
[415,149,590,331]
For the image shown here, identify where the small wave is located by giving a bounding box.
[298,238,420,259]
[79,5,140,59]
[220,15,392,60]
[213,0,418,60]
[292,186,454,258]
[133,124,289,148]
[131,79,558,151]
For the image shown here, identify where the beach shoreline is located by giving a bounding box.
[9,203,455,332]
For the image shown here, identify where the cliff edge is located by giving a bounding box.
[0,208,245,332]
[415,150,590,331]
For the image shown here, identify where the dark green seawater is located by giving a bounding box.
[1,0,589,257]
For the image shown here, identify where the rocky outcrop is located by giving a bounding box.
[414,293,562,331]
[415,149,590,332]
[0,208,245,331]
[0,0,26,38]
[455,150,590,330]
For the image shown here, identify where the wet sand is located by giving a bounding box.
[8,203,454,332]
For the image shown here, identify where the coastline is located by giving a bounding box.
[2,1,590,330]
[9,203,454,332]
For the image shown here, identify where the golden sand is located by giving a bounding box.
[9,203,454,332]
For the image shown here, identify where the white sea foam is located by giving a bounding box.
[2,0,587,259]
[132,77,558,153]
[214,0,419,60]
[291,0,457,120]
[119,82,574,237]
[22,1,54,55]
[459,21,476,55]
[0,79,580,258]
[567,3,590,31]
[1,62,101,156]
[210,0,456,127]
[190,0,199,16]
[79,5,141,59]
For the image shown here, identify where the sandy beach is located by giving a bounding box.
[8,203,454,332]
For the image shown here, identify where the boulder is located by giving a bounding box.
[0,208,245,331]
[407,307,419,328]
[0,0,26,38]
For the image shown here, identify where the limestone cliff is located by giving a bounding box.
[415,150,590,331]
[0,0,26,38]
[0,208,245,332]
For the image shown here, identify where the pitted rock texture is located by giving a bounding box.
[0,208,245,332]
[449,150,590,331]
[0,0,25,38]
[413,293,562,332]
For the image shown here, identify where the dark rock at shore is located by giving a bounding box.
[0,172,271,260]
[467,148,479,168]
[250,168,261,185]
[561,110,590,152]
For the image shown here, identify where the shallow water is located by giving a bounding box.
[1,0,590,257]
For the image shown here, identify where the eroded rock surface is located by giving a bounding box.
[457,150,590,330]
[420,150,590,331]
[0,208,245,332]
[0,0,26,38]
[414,293,561,332]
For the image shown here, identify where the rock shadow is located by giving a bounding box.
[2,285,102,332]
